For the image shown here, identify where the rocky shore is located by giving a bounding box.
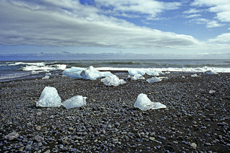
[0,72,229,152]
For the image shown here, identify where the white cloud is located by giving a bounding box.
[95,0,181,18]
[209,33,230,43]
[183,8,202,14]
[0,0,199,49]
[216,12,230,22]
[185,14,201,18]
[190,18,224,28]
[192,0,229,6]
[192,0,230,22]
[207,20,225,28]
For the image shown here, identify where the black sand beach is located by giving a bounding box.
[0,72,230,152]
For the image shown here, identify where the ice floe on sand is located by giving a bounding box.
[42,76,50,80]
[62,95,87,109]
[62,67,84,79]
[63,66,113,80]
[191,74,201,77]
[126,74,145,81]
[146,77,168,83]
[101,75,126,86]
[36,87,87,109]
[36,87,62,107]
[134,93,166,111]
[146,77,162,83]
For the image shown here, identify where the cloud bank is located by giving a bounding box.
[0,0,198,49]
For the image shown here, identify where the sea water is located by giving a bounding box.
[0,59,229,82]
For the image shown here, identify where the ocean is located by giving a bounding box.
[0,59,230,82]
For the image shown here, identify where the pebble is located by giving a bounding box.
[149,137,155,141]
[36,126,41,131]
[190,143,197,149]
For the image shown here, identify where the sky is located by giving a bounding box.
[0,0,230,59]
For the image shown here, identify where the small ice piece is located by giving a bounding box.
[209,90,215,94]
[182,76,185,78]
[42,76,49,79]
[134,93,166,111]
[62,95,87,109]
[5,131,19,140]
[131,74,145,80]
[101,75,126,86]
[45,73,51,76]
[146,77,162,83]
[36,87,62,107]
[191,74,200,77]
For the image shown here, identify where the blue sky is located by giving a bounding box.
[0,0,230,59]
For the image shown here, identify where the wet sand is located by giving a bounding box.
[0,72,230,152]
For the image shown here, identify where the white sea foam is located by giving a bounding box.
[22,64,66,72]
[96,66,230,73]
[9,62,45,66]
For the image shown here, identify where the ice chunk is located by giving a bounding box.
[62,95,87,109]
[191,74,200,77]
[36,87,62,107]
[101,75,126,86]
[99,71,113,77]
[62,67,84,79]
[134,93,166,111]
[42,76,49,79]
[130,74,145,80]
[128,69,146,76]
[80,66,102,80]
[5,131,19,140]
[146,70,160,76]
[146,77,162,83]
[209,90,215,94]
[63,66,113,80]
[45,73,51,76]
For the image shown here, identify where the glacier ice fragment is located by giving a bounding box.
[62,95,87,109]
[130,74,145,80]
[134,93,166,111]
[146,77,162,83]
[36,87,62,107]
[101,75,126,86]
